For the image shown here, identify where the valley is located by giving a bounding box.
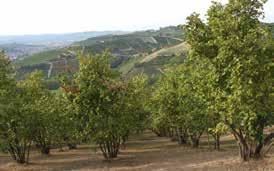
[0,1,273,170]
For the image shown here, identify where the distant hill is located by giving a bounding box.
[14,26,185,82]
[0,43,50,60]
[17,26,184,65]
[14,26,184,79]
[14,23,274,86]
[74,26,183,55]
[0,31,127,45]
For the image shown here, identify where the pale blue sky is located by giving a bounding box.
[0,0,273,35]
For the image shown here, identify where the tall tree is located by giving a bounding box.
[185,0,273,161]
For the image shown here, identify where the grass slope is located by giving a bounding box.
[140,42,189,63]
[117,42,189,80]
[15,49,64,66]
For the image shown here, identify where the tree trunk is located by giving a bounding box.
[177,127,187,145]
[99,137,121,160]
[152,128,167,137]
[41,146,50,155]
[167,128,172,138]
[191,137,200,148]
[214,134,220,150]
[232,129,251,161]
[239,142,251,161]
[68,143,77,150]
[190,132,203,148]
[231,126,274,161]
[254,132,274,158]
[7,142,31,164]
[121,135,128,149]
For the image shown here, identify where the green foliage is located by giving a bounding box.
[151,58,214,147]
[18,71,79,154]
[125,74,150,132]
[51,91,80,150]
[72,51,148,159]
[0,61,78,162]
[1,1,273,164]
[18,71,55,155]
[185,0,273,160]
[0,51,33,163]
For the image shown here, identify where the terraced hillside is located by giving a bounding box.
[126,54,186,80]
[119,42,189,79]
[15,26,185,80]
[15,23,274,84]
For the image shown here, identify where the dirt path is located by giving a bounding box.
[158,36,184,42]
[0,132,273,171]
[47,62,53,78]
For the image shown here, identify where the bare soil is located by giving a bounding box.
[0,132,273,171]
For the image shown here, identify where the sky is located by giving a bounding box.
[0,0,274,35]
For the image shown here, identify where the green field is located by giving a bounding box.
[15,49,64,66]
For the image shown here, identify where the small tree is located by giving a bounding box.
[19,71,60,155]
[53,92,80,150]
[187,58,225,149]
[151,62,210,147]
[179,61,211,148]
[73,52,148,159]
[0,52,33,163]
[151,67,189,144]
[59,74,84,149]
[208,122,228,150]
[121,74,149,146]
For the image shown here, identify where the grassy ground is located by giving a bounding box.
[0,131,273,171]
[15,49,63,67]
[118,55,145,75]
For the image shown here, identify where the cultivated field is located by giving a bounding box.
[0,131,273,171]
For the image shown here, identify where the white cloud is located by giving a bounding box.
[0,0,273,35]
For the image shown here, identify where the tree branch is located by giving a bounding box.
[264,132,274,146]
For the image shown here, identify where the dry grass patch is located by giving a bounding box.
[0,131,273,171]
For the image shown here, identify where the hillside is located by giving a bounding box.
[140,42,189,63]
[15,49,67,66]
[17,26,183,65]
[2,31,126,61]
[267,23,274,36]
[118,42,189,78]
[15,26,185,81]
[14,23,274,83]
[0,31,126,45]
